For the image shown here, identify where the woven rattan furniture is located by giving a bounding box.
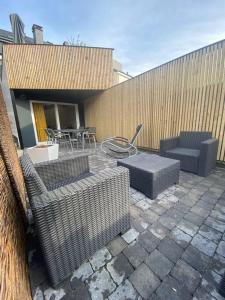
[117,153,180,199]
[20,153,130,287]
[160,131,218,177]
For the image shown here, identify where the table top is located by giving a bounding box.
[118,153,180,173]
[54,128,87,133]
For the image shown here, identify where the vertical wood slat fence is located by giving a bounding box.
[0,85,31,300]
[85,40,225,162]
[3,44,113,90]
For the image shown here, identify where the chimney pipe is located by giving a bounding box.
[32,24,43,44]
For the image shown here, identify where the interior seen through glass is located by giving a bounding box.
[43,103,77,130]
[43,104,57,129]
[58,104,77,129]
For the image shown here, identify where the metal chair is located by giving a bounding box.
[47,128,73,151]
[101,124,143,158]
[83,127,97,149]
[45,128,54,144]
[69,131,79,150]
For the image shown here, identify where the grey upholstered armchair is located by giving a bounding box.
[160,131,218,177]
[20,153,130,287]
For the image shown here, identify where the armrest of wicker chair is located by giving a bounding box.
[30,166,130,287]
[199,138,218,176]
[160,136,179,155]
[34,154,89,188]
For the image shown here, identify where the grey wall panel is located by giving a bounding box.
[1,62,19,141]
[15,98,36,148]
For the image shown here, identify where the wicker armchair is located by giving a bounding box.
[160,131,218,176]
[20,153,130,287]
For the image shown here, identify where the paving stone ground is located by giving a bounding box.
[28,148,225,300]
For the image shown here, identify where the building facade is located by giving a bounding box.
[2,44,113,148]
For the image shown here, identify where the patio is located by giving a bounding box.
[1,27,225,300]
[29,147,225,300]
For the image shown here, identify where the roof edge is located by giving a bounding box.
[3,43,114,51]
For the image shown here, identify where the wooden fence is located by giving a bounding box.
[85,40,225,162]
[0,85,31,300]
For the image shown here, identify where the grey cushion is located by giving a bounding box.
[20,154,47,198]
[165,147,200,173]
[179,131,212,150]
[166,147,200,157]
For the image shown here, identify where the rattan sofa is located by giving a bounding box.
[160,131,218,177]
[20,153,130,287]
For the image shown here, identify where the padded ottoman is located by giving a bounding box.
[117,153,180,199]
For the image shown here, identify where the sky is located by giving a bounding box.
[1,0,225,76]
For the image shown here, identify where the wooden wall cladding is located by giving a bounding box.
[0,155,31,300]
[0,87,27,215]
[85,40,225,162]
[0,85,31,299]
[3,44,113,90]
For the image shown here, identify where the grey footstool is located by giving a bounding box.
[117,153,180,199]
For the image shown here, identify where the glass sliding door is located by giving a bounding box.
[32,101,79,143]
[43,104,57,130]
[33,103,57,142]
[58,104,77,129]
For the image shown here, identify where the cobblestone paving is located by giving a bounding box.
[28,148,225,300]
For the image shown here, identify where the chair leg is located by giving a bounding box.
[93,135,96,149]
[82,135,85,150]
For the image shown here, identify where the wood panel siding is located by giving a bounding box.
[85,40,225,162]
[0,85,31,299]
[0,155,31,300]
[3,44,113,90]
